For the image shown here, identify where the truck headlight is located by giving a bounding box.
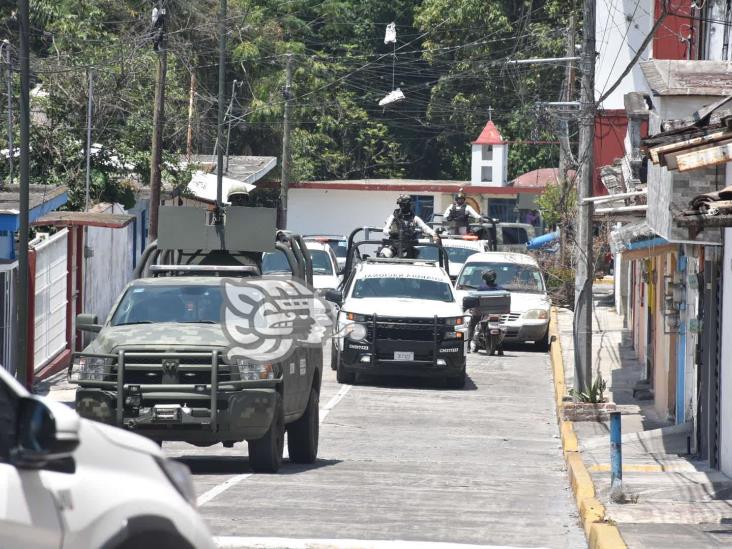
[337,311,368,341]
[73,356,113,381]
[524,309,549,320]
[236,359,274,381]
[443,316,469,339]
[155,457,197,508]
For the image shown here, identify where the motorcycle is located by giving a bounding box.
[467,291,511,356]
[475,313,506,356]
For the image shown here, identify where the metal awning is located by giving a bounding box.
[32,211,135,229]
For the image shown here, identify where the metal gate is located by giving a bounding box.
[32,230,68,371]
[0,262,17,375]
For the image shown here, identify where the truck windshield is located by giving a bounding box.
[309,249,334,275]
[351,277,453,302]
[110,285,223,325]
[262,250,291,274]
[456,263,545,293]
[445,247,479,264]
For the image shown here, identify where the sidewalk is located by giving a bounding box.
[557,286,732,548]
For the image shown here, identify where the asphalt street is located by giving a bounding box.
[164,345,586,549]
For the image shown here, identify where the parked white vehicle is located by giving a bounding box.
[454,252,551,350]
[414,236,486,280]
[305,240,342,291]
[303,235,350,270]
[0,367,214,549]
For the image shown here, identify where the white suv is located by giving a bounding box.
[454,252,551,350]
[327,258,469,388]
[0,367,214,549]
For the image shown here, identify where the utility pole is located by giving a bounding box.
[2,40,13,187]
[215,0,227,216]
[148,1,167,241]
[84,70,93,211]
[574,0,596,393]
[279,53,293,229]
[557,15,576,304]
[225,79,240,174]
[186,64,196,162]
[17,0,30,386]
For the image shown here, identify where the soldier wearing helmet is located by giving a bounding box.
[227,185,251,207]
[443,189,483,235]
[380,194,436,258]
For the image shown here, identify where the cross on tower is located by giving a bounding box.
[487,105,493,121]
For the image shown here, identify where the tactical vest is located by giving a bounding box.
[451,204,469,226]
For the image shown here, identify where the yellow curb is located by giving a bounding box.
[549,307,628,549]
[589,523,627,549]
[561,420,578,454]
[580,497,606,536]
[588,463,666,473]
[567,451,595,504]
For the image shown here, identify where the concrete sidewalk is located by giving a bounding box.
[557,287,732,548]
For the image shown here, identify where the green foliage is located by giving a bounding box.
[569,374,607,404]
[0,0,578,207]
[536,182,577,229]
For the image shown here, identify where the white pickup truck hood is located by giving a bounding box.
[454,289,550,313]
[342,297,463,318]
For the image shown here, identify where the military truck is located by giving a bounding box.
[69,206,324,473]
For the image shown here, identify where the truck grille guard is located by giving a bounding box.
[366,314,458,367]
[70,350,283,431]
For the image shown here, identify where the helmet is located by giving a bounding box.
[455,191,466,201]
[481,269,497,285]
[396,194,412,207]
[227,185,250,206]
[396,194,412,213]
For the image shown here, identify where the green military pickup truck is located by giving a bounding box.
[70,206,324,473]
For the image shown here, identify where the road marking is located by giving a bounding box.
[214,537,548,549]
[196,383,353,507]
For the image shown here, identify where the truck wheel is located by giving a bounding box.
[248,394,284,473]
[534,329,550,352]
[336,363,355,384]
[330,341,339,371]
[288,387,319,463]
[443,367,466,389]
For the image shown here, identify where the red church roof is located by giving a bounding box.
[472,120,506,145]
[511,168,576,189]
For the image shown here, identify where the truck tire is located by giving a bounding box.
[443,367,466,389]
[248,394,284,473]
[336,363,355,384]
[287,387,319,463]
[534,329,550,352]
[330,341,339,371]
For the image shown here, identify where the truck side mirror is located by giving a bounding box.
[76,313,102,333]
[324,289,342,305]
[12,398,80,469]
[462,296,479,310]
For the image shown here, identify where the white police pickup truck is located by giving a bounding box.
[326,257,470,388]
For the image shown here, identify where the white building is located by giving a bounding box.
[470,120,508,186]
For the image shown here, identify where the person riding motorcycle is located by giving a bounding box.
[467,269,506,355]
[443,190,483,235]
[380,195,436,258]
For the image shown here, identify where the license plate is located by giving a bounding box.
[394,351,414,361]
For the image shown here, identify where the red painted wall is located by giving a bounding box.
[653,0,693,60]
[593,110,628,197]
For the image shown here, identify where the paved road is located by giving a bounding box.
[164,346,586,549]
